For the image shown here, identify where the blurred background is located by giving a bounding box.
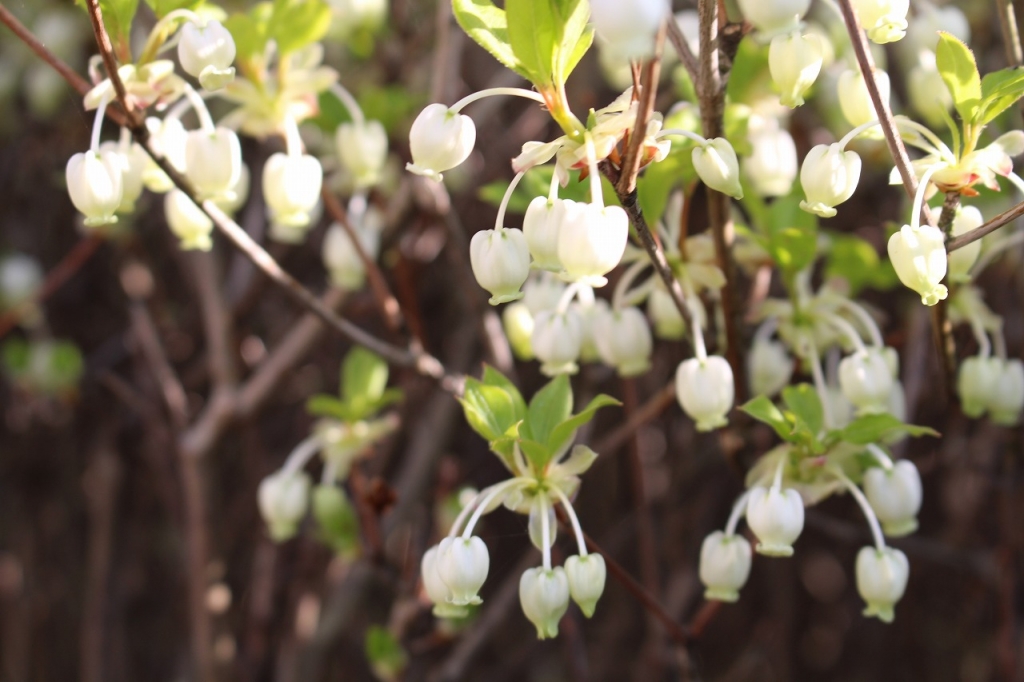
[1,0,1023,680]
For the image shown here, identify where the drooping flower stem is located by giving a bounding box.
[450,87,545,114]
[724,489,754,537]
[552,487,589,557]
[495,171,527,231]
[329,82,366,126]
[831,467,887,551]
[90,94,111,153]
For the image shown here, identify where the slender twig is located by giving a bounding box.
[592,381,676,455]
[933,196,961,401]
[0,234,103,340]
[995,0,1024,120]
[189,252,237,388]
[82,0,133,120]
[617,24,664,195]
[665,10,700,89]
[838,0,933,227]
[947,199,1024,252]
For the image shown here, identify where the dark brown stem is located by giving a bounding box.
[932,195,961,403]
[996,0,1024,121]
[0,234,103,340]
[617,24,664,195]
[83,0,136,124]
[593,381,676,455]
[947,199,1024,252]
[665,11,700,87]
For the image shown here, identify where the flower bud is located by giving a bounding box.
[565,554,607,617]
[675,355,735,431]
[165,189,214,251]
[406,103,476,182]
[699,531,753,602]
[502,303,535,360]
[470,228,531,305]
[799,143,862,217]
[421,545,470,618]
[523,196,566,271]
[436,536,489,606]
[258,470,311,541]
[737,0,810,37]
[593,306,653,377]
[851,0,909,45]
[142,116,187,193]
[532,309,583,376]
[864,461,922,537]
[178,20,236,90]
[519,566,570,639]
[748,337,794,397]
[557,202,629,287]
[768,32,824,108]
[887,224,948,306]
[589,0,669,60]
[66,150,123,227]
[839,68,890,129]
[647,286,686,340]
[855,546,909,622]
[747,486,805,557]
[954,352,995,417]
[262,152,323,229]
[322,209,383,291]
[838,348,894,415]
[988,359,1024,426]
[185,127,242,200]
[336,119,388,189]
[693,138,744,199]
[745,125,798,197]
[947,206,983,283]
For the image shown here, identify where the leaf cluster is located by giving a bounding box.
[306,347,403,423]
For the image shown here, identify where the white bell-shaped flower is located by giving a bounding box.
[523,276,566,315]
[336,119,388,189]
[900,3,969,65]
[502,303,536,360]
[565,554,606,618]
[421,545,470,618]
[99,141,148,214]
[838,348,894,415]
[887,223,948,306]
[436,536,489,606]
[947,206,983,283]
[576,297,610,364]
[851,0,909,44]
[737,0,810,37]
[165,189,214,251]
[907,57,953,129]
[799,143,862,217]
[593,306,653,377]
[406,103,476,182]
[699,531,753,602]
[142,116,187,193]
[745,125,798,197]
[66,150,124,227]
[519,566,570,639]
[855,546,909,622]
[675,355,734,431]
[748,337,794,397]
[262,152,323,228]
[557,202,629,287]
[988,359,1024,426]
[693,138,744,199]
[257,470,312,541]
[589,0,669,60]
[178,20,236,90]
[532,308,583,376]
[839,68,890,129]
[768,32,824,108]
[746,486,805,557]
[214,164,250,215]
[523,196,567,271]
[647,286,686,340]
[185,127,242,200]
[957,355,1001,418]
[864,460,923,537]
[322,211,383,291]
[470,227,531,305]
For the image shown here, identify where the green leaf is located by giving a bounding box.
[978,67,1024,124]
[307,394,354,421]
[519,438,553,469]
[312,485,359,555]
[520,374,573,446]
[936,32,982,123]
[143,0,203,18]
[459,380,523,443]
[452,0,530,79]
[739,395,789,440]
[505,0,592,89]
[824,234,899,296]
[342,347,389,403]
[765,194,818,277]
[781,384,823,436]
[546,393,620,456]
[365,626,407,678]
[269,0,331,55]
[224,6,272,64]
[838,414,939,445]
[481,366,527,421]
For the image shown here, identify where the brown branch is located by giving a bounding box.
[0,234,103,340]
[995,0,1024,120]
[617,24,664,195]
[83,0,134,122]
[697,0,745,402]
[189,252,237,388]
[665,11,700,88]
[947,199,1024,252]
[932,196,961,402]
